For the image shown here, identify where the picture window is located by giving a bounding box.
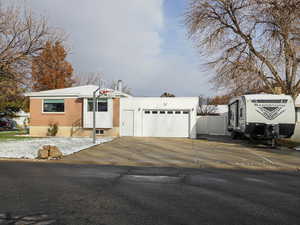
[43,99,64,113]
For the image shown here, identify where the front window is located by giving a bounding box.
[43,99,65,113]
[88,99,108,112]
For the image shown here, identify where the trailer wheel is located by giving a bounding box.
[231,131,238,139]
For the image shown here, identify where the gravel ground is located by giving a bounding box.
[0,137,113,159]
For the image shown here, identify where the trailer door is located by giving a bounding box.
[229,100,239,129]
[235,100,239,128]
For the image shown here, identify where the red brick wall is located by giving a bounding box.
[113,98,120,127]
[30,98,83,127]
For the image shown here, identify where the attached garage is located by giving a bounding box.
[142,110,190,137]
[120,97,198,138]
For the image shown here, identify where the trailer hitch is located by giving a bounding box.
[266,124,279,147]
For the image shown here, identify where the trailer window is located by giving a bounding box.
[251,99,288,103]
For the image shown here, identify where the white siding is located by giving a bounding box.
[83,98,113,128]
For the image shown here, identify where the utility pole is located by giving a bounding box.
[93,87,100,144]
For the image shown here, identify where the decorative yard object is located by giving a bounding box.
[37,145,63,160]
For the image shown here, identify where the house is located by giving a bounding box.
[25,84,199,138]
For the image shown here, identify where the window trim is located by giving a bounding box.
[42,99,65,114]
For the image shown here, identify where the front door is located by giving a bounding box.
[122,110,134,136]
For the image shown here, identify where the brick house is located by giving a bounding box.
[26,85,199,138]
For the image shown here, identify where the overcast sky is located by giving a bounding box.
[23,0,214,97]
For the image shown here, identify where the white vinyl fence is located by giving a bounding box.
[197,115,229,136]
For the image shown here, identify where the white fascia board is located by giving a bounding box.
[78,94,130,98]
[29,95,80,99]
[25,93,80,97]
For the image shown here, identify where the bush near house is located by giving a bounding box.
[47,123,59,136]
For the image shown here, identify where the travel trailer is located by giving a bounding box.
[228,94,296,143]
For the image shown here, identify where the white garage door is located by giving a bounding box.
[142,110,190,137]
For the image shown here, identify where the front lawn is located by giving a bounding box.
[0,131,33,142]
[0,137,113,159]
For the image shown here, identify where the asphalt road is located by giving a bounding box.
[0,162,299,225]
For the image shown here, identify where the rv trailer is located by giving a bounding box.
[228,94,296,143]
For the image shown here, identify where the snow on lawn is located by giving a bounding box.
[0,137,113,159]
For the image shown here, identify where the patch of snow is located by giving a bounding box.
[0,137,113,159]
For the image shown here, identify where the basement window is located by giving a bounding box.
[175,111,181,114]
[145,111,150,114]
[152,111,158,114]
[43,99,64,113]
[183,111,189,114]
[167,111,173,114]
[160,111,166,114]
[96,129,104,135]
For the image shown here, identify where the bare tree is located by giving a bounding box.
[110,80,132,95]
[74,74,133,95]
[198,95,217,115]
[74,72,104,86]
[186,0,300,98]
[0,3,64,84]
[160,92,175,97]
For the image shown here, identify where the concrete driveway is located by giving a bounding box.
[63,137,300,170]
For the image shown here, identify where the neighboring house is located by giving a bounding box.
[14,111,29,128]
[25,85,199,138]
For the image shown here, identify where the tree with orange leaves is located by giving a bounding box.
[31,41,74,91]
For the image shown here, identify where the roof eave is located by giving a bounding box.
[25,93,80,98]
